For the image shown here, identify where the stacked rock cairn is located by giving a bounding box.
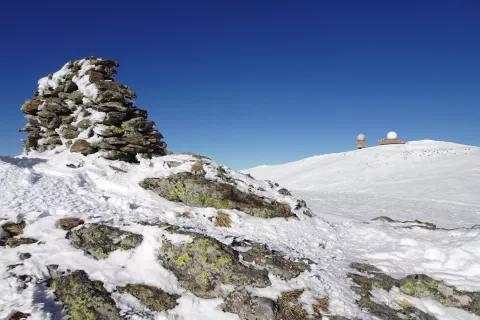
[19,57,167,162]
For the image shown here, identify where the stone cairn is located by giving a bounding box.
[19,57,167,162]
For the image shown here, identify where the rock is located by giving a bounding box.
[91,59,120,68]
[8,312,31,320]
[58,92,84,104]
[26,115,41,126]
[159,231,270,298]
[100,150,138,163]
[39,116,61,130]
[49,268,121,320]
[59,218,85,230]
[123,130,146,145]
[222,288,276,320]
[165,161,181,168]
[93,102,128,112]
[43,102,70,115]
[139,173,296,219]
[60,125,79,139]
[95,81,136,98]
[37,110,57,119]
[67,224,143,259]
[239,243,307,280]
[96,90,125,103]
[120,144,149,154]
[104,137,127,145]
[70,139,96,155]
[276,289,310,320]
[103,111,127,126]
[88,70,105,82]
[20,99,41,114]
[7,264,24,271]
[122,117,153,132]
[0,238,38,247]
[76,119,92,129]
[2,220,26,236]
[63,81,78,93]
[130,108,148,119]
[118,284,179,312]
[19,253,32,260]
[92,141,117,150]
[278,188,292,196]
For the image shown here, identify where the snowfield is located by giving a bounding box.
[1,140,479,319]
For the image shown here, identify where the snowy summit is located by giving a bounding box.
[1,58,480,320]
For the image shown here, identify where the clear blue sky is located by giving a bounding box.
[0,0,478,169]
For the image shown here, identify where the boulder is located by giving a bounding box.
[58,218,85,230]
[67,224,143,259]
[159,231,270,298]
[70,139,96,155]
[20,99,41,114]
[118,284,179,312]
[2,221,26,236]
[49,267,122,320]
[60,125,79,139]
[139,172,296,219]
[103,111,127,126]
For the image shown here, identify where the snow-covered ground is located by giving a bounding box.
[1,140,479,319]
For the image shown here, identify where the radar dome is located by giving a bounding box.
[357,133,366,141]
[387,131,398,140]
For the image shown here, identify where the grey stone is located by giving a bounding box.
[63,81,78,93]
[67,224,143,259]
[118,284,179,312]
[95,81,136,98]
[60,125,79,139]
[123,131,145,145]
[19,253,32,260]
[103,112,127,126]
[96,90,125,103]
[70,139,96,155]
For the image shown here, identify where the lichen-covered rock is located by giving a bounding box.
[239,243,307,280]
[2,220,26,236]
[278,188,292,196]
[140,172,295,219]
[159,231,270,298]
[20,99,41,115]
[349,262,480,318]
[118,284,179,312]
[58,218,85,230]
[48,267,121,320]
[60,125,79,139]
[222,288,276,320]
[67,224,143,259]
[70,139,96,155]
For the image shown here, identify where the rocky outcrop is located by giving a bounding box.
[48,266,121,320]
[19,57,167,162]
[159,230,271,298]
[139,172,295,219]
[349,262,480,318]
[7,312,31,320]
[67,224,143,259]
[118,284,179,312]
[0,237,37,247]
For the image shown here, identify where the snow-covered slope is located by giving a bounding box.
[1,140,480,320]
[245,140,480,226]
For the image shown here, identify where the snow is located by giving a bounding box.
[37,63,72,95]
[1,140,480,319]
[72,59,99,101]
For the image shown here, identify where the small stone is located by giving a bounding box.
[130,108,148,118]
[88,70,104,82]
[103,112,127,126]
[19,253,32,260]
[75,119,92,129]
[0,238,38,248]
[104,137,128,145]
[96,90,125,103]
[96,81,136,98]
[60,125,79,139]
[26,115,41,126]
[123,131,146,145]
[63,81,78,93]
[70,139,96,155]
[93,102,128,112]
[20,99,41,115]
[2,221,26,236]
[43,102,70,115]
[8,311,31,320]
[122,117,153,132]
[58,218,85,230]
[278,188,292,196]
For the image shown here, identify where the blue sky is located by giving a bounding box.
[0,0,478,169]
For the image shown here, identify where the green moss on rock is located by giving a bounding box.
[139,172,296,219]
[118,284,179,312]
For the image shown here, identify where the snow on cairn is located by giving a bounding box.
[20,57,167,162]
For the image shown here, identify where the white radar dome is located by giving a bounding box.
[387,131,398,140]
[357,133,366,141]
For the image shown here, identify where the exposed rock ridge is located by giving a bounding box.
[19,57,167,162]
